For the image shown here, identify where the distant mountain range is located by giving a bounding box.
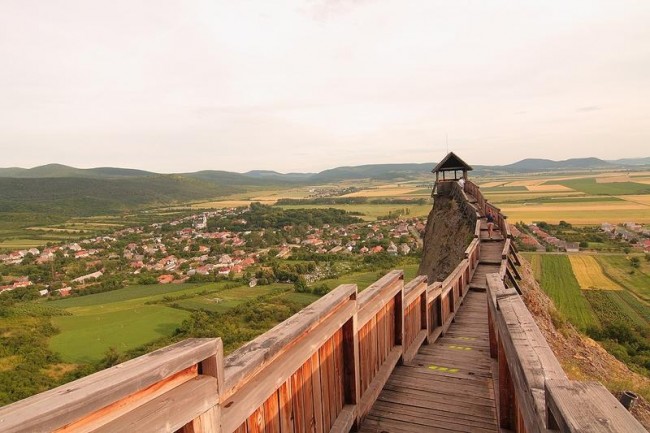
[1,157,647,181]
[0,157,647,215]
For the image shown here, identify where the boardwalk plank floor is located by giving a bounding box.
[358,291,498,433]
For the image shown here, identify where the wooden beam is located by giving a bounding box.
[223,283,356,394]
[358,272,403,328]
[546,380,646,433]
[93,376,219,433]
[330,405,356,433]
[221,300,356,433]
[404,276,427,306]
[0,339,221,433]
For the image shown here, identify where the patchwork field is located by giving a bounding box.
[525,253,650,338]
[535,255,599,331]
[568,255,622,290]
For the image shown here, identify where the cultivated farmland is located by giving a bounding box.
[568,255,622,290]
[537,255,599,331]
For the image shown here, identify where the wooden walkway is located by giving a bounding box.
[358,291,498,433]
[358,195,503,433]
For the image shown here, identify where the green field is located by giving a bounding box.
[277,204,432,220]
[584,290,649,330]
[551,178,650,195]
[171,284,285,313]
[47,282,279,362]
[50,305,190,363]
[537,255,599,330]
[594,255,650,303]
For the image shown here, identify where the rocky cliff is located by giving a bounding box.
[418,182,476,282]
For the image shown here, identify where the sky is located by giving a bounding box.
[1,0,649,173]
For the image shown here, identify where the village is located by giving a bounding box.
[512,220,650,253]
[0,205,425,297]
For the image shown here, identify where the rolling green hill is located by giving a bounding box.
[0,164,155,178]
[0,175,237,215]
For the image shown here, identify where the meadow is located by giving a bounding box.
[46,281,280,362]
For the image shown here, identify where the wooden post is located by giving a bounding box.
[498,339,514,429]
[420,289,429,344]
[395,277,404,349]
[487,302,497,359]
[342,305,361,427]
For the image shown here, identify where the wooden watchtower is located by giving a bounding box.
[431,151,473,196]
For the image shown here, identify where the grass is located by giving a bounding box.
[538,255,599,331]
[171,285,283,313]
[481,186,529,192]
[594,255,650,303]
[277,204,432,220]
[316,264,420,292]
[50,305,191,363]
[583,291,649,330]
[568,255,622,290]
[46,281,272,362]
[551,178,650,195]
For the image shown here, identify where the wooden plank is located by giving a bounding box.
[329,405,356,433]
[56,367,199,433]
[318,338,334,431]
[247,406,265,433]
[93,376,219,433]
[333,329,345,415]
[223,284,356,394]
[186,405,220,433]
[325,337,337,426]
[358,321,369,395]
[342,316,360,408]
[0,338,221,433]
[278,380,294,433]
[300,361,316,433]
[403,276,427,306]
[291,366,305,433]
[263,391,281,433]
[310,353,324,433]
[221,300,355,433]
[402,329,427,364]
[358,272,403,328]
[357,346,402,422]
[232,423,247,433]
[546,380,646,433]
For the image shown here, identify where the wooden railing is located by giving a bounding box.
[0,338,224,433]
[465,179,645,432]
[487,275,645,432]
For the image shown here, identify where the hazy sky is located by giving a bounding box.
[1,1,649,173]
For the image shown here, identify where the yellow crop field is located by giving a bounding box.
[500,203,650,224]
[479,181,507,188]
[526,184,575,192]
[507,179,545,187]
[568,255,622,290]
[596,175,632,184]
[619,195,650,205]
[343,187,419,197]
